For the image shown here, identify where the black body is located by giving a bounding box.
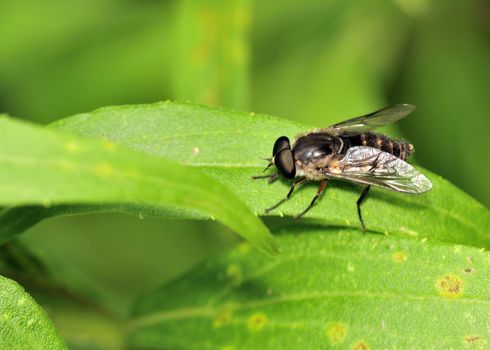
[341,133,412,160]
[293,133,338,164]
[254,104,430,231]
[293,132,412,162]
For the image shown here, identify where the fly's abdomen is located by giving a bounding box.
[343,133,414,160]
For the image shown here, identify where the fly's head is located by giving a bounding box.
[271,136,296,179]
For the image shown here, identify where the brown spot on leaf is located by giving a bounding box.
[464,335,485,349]
[213,308,233,328]
[392,251,407,263]
[248,312,267,332]
[436,274,464,298]
[464,267,475,275]
[326,322,348,345]
[353,341,370,350]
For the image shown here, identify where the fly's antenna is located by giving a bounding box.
[261,157,273,173]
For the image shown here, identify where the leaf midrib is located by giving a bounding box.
[128,289,489,331]
[205,249,463,306]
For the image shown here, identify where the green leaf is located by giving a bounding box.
[0,115,277,255]
[1,102,488,250]
[126,227,490,349]
[32,289,123,350]
[45,101,490,248]
[0,240,125,349]
[0,274,66,349]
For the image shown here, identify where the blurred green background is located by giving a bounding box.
[1,0,489,345]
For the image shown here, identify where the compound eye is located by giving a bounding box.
[272,136,296,179]
[273,136,290,157]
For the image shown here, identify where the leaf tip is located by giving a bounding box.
[257,235,281,256]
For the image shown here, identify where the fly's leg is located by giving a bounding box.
[294,179,328,219]
[356,185,371,232]
[265,177,308,213]
[252,173,279,183]
[252,157,278,182]
[252,158,275,179]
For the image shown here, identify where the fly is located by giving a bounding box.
[253,104,432,231]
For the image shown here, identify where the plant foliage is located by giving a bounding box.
[0,275,66,349]
[0,102,488,349]
[127,227,490,349]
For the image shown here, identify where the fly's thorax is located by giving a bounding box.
[291,132,343,180]
[292,133,343,165]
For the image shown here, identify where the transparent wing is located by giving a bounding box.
[325,104,416,136]
[328,146,432,193]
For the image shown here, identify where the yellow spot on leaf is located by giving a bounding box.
[347,262,355,272]
[353,341,370,350]
[226,264,243,285]
[399,226,419,237]
[436,274,464,298]
[64,140,81,153]
[192,146,200,155]
[326,322,348,345]
[248,312,267,332]
[238,242,251,254]
[392,251,407,263]
[95,163,114,177]
[16,298,26,306]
